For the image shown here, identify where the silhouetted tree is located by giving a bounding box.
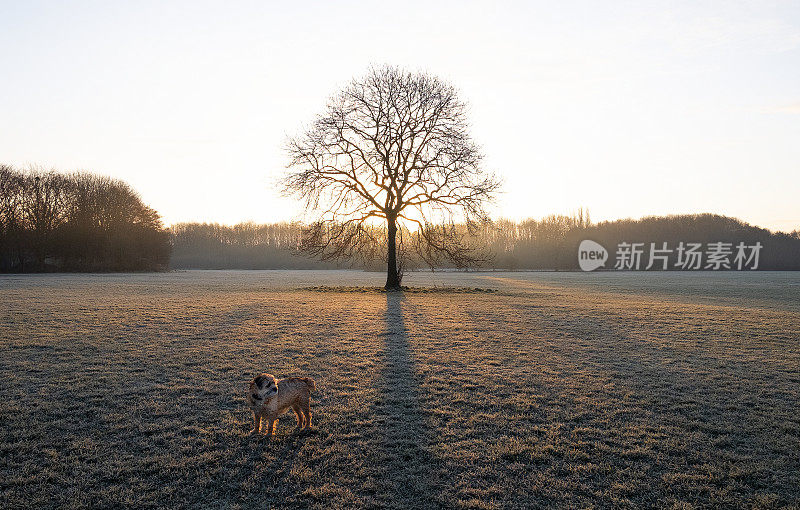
[282,66,500,289]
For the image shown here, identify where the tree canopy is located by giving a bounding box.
[0,165,170,272]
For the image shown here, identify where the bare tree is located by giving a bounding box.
[283,66,500,289]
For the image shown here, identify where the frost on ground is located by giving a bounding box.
[1,271,799,508]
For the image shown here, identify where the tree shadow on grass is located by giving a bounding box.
[368,291,442,508]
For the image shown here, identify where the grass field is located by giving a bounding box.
[1,270,799,508]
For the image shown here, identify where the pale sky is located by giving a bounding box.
[2,1,799,231]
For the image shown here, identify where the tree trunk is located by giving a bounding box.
[385,214,401,290]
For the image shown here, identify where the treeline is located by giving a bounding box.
[170,222,340,269]
[0,165,170,272]
[171,213,800,270]
[488,213,800,270]
[8,164,795,273]
[481,210,593,269]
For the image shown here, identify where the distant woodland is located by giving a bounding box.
[170,222,340,270]
[0,165,170,272]
[172,213,800,271]
[3,165,798,272]
[485,213,800,270]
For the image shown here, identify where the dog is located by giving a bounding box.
[247,373,316,436]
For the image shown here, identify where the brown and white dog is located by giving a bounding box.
[247,373,316,436]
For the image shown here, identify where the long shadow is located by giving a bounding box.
[369,291,441,508]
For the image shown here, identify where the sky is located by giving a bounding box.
[1,0,799,231]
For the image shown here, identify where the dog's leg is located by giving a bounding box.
[301,398,311,429]
[250,410,261,435]
[292,404,304,429]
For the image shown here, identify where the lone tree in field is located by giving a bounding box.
[283,66,500,290]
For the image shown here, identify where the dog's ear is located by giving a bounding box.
[254,374,267,388]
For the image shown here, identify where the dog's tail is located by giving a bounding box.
[300,377,316,392]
